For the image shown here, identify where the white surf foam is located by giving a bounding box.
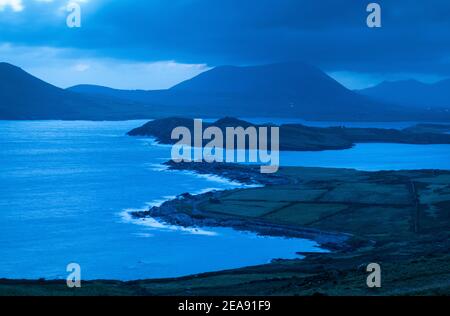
[119,206,218,236]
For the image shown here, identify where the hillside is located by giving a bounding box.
[0,63,158,120]
[70,62,450,121]
[2,61,450,121]
[356,79,450,110]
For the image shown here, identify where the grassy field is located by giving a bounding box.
[1,167,450,296]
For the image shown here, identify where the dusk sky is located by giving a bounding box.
[1,0,449,89]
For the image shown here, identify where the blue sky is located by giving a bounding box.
[1,0,449,89]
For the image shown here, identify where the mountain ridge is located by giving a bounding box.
[0,62,161,120]
[2,61,450,121]
[357,79,450,109]
[68,62,408,121]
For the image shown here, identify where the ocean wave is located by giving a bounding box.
[165,167,262,188]
[137,137,173,148]
[144,163,169,172]
[132,232,155,238]
[144,160,261,188]
[119,207,218,236]
[124,161,262,237]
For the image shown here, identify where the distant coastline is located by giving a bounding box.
[128,117,450,152]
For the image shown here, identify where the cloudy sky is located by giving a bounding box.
[0,0,449,89]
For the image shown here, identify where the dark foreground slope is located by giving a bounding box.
[127,117,450,151]
[2,163,450,296]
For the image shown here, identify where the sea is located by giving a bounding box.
[0,119,449,280]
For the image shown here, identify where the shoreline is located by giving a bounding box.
[130,161,359,252]
[125,160,349,248]
[2,161,450,295]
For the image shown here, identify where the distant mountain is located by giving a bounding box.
[70,62,450,121]
[67,84,161,104]
[356,79,450,110]
[70,62,404,121]
[2,61,450,121]
[0,62,162,120]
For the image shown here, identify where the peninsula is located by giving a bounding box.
[3,162,450,295]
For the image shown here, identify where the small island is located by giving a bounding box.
[128,117,450,151]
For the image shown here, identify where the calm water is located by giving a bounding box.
[243,117,438,129]
[243,118,450,171]
[280,143,450,171]
[1,120,449,281]
[0,121,322,281]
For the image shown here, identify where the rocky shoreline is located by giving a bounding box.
[3,161,450,295]
[131,161,355,251]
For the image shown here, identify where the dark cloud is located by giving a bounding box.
[1,0,450,75]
